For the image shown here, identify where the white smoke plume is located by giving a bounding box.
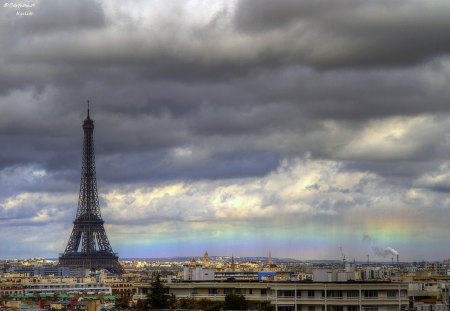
[362,234,399,258]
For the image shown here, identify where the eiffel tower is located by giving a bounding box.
[59,105,122,273]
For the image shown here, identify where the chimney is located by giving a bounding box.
[391,258,394,265]
[367,254,369,265]
[397,254,399,264]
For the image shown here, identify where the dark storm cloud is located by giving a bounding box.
[2,0,450,95]
[2,0,450,191]
[233,66,450,120]
[7,0,450,87]
[0,0,105,97]
[96,148,279,184]
[234,0,450,69]
[0,0,449,260]
[234,0,350,33]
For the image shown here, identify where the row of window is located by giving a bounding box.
[201,288,405,299]
[207,288,268,295]
[26,285,105,289]
[278,305,407,311]
[325,306,405,311]
[276,290,406,298]
[0,291,23,295]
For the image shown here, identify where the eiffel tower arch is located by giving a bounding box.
[59,106,123,273]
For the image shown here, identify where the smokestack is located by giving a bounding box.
[391,258,394,265]
[367,254,369,265]
[397,254,399,264]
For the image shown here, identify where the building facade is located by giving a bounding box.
[134,281,409,311]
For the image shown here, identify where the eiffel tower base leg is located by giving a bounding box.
[59,253,123,274]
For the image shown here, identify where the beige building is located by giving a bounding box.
[134,281,409,311]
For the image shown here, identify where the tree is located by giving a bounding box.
[178,297,197,309]
[134,299,147,310]
[177,297,222,311]
[168,293,177,309]
[197,298,223,311]
[116,295,129,309]
[224,293,247,310]
[147,274,169,309]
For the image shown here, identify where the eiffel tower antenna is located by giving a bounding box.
[59,104,122,273]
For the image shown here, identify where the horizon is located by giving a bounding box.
[0,256,440,264]
[2,1,450,261]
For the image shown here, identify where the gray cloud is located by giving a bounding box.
[2,0,450,259]
[234,0,352,33]
[234,0,450,69]
[14,0,105,33]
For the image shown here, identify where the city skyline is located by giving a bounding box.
[2,0,450,261]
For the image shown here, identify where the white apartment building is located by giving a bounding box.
[134,281,409,311]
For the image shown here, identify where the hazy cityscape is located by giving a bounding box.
[4,0,450,311]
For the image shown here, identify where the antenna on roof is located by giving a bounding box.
[87,100,90,118]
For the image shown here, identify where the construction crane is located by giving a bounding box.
[339,246,346,264]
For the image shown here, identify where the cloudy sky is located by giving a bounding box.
[2,0,450,261]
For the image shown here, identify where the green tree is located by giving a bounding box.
[134,299,147,310]
[198,298,223,311]
[263,303,275,311]
[224,293,247,310]
[168,293,177,309]
[178,297,197,309]
[177,297,222,310]
[116,295,129,309]
[147,274,169,309]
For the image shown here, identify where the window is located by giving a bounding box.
[348,307,360,311]
[261,289,267,296]
[363,290,378,298]
[278,290,295,297]
[308,306,315,311]
[347,290,359,298]
[327,290,343,298]
[248,289,253,295]
[327,306,343,311]
[208,288,217,295]
[363,307,378,311]
[386,290,397,298]
[308,290,315,298]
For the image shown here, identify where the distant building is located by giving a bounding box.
[183,264,215,281]
[7,265,88,277]
[203,251,210,268]
[313,263,356,282]
[359,266,393,280]
[425,262,449,276]
[24,281,111,295]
